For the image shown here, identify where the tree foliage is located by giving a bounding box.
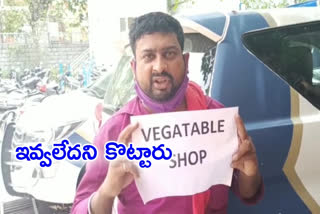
[0,0,88,69]
[167,0,195,14]
[167,0,312,13]
[293,0,311,3]
[0,10,26,33]
[0,0,87,34]
[4,0,28,7]
[241,0,311,9]
[241,0,287,9]
[48,0,88,28]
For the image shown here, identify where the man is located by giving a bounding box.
[300,80,320,97]
[72,12,263,214]
[299,79,320,108]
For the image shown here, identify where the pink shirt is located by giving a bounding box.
[71,96,263,214]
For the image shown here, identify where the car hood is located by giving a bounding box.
[17,90,102,132]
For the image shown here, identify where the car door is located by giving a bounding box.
[239,20,320,213]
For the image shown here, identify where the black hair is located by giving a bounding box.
[129,12,184,56]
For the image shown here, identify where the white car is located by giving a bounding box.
[3,8,320,214]
[1,46,206,210]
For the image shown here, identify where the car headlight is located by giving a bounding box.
[13,120,85,178]
[14,120,85,145]
[53,120,85,141]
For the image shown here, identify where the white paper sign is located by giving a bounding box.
[130,107,239,204]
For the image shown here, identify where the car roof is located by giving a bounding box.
[177,7,320,42]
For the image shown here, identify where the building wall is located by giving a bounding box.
[0,42,89,70]
[87,0,167,67]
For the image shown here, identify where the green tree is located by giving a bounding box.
[0,10,26,33]
[47,0,88,38]
[167,0,195,14]
[0,0,88,68]
[293,0,310,3]
[241,0,288,9]
[23,0,52,45]
[0,0,87,38]
[65,0,88,28]
[241,0,311,9]
[4,0,28,6]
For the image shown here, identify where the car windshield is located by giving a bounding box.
[102,54,135,110]
[83,52,134,110]
[83,72,113,99]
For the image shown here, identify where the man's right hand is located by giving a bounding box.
[100,122,140,197]
[90,123,140,214]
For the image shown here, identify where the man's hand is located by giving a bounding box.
[300,80,312,91]
[100,122,140,197]
[231,114,258,176]
[91,123,140,214]
[231,114,262,199]
[300,80,320,97]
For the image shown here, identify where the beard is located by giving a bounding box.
[146,72,179,102]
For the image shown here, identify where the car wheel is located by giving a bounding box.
[1,122,25,197]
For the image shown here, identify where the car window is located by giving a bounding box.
[242,21,320,110]
[185,33,217,95]
[103,54,134,111]
[86,72,113,99]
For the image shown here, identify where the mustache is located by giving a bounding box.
[151,72,174,81]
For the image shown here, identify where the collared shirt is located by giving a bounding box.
[71,96,263,214]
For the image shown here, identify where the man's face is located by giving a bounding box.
[132,32,188,102]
